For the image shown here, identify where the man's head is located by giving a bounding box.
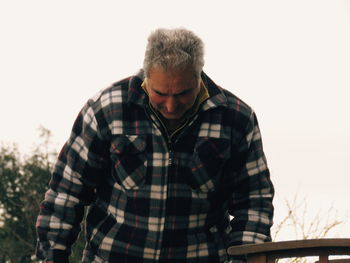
[143,28,205,121]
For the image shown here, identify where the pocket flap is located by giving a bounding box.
[110,135,146,154]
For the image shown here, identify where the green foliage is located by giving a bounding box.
[0,127,85,263]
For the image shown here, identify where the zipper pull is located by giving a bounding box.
[168,138,174,166]
[169,150,174,166]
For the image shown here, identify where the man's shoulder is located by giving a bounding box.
[207,83,254,125]
[202,72,253,119]
[90,70,145,107]
[221,88,253,117]
[90,76,132,104]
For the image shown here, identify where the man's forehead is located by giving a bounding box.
[150,85,193,96]
[148,66,198,80]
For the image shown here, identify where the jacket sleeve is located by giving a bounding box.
[227,111,274,261]
[36,101,109,263]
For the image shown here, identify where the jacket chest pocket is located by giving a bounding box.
[110,135,147,190]
[190,137,230,192]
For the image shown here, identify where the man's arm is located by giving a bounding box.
[36,101,108,263]
[227,111,274,261]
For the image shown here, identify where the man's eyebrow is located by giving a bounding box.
[152,88,167,96]
[175,89,191,96]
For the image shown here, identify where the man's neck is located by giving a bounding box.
[162,118,183,133]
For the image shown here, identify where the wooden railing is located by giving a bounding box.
[227,238,350,263]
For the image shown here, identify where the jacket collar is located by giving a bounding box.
[200,71,228,111]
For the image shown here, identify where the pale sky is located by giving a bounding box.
[1,0,350,239]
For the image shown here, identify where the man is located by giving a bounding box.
[36,28,274,263]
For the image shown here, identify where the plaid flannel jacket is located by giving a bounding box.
[36,70,274,263]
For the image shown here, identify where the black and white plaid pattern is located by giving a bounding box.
[36,70,274,263]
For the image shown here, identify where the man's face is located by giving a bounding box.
[145,67,201,121]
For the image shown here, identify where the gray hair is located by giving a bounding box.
[143,28,205,78]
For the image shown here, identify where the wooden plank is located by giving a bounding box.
[228,239,350,255]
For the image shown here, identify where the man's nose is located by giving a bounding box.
[165,96,177,113]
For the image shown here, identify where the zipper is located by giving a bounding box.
[144,106,174,166]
